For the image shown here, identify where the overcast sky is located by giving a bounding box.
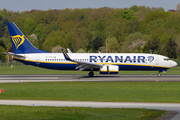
[0,0,179,12]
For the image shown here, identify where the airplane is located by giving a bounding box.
[6,22,177,77]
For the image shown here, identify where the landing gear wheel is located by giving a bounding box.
[158,72,161,77]
[88,72,94,77]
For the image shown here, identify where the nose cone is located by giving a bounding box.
[171,61,177,67]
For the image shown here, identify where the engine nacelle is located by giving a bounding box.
[109,65,119,74]
[100,65,119,74]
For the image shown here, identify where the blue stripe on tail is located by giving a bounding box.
[7,22,49,54]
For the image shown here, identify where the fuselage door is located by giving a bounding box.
[36,56,40,65]
[155,56,159,65]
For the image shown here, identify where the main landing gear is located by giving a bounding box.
[158,71,161,77]
[88,71,94,77]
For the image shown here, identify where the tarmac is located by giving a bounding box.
[0,74,180,83]
[0,74,180,120]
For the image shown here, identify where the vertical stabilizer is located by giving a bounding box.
[7,22,49,54]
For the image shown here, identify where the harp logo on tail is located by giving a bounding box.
[11,35,25,49]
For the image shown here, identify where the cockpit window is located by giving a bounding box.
[164,58,170,61]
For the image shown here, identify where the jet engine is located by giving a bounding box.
[100,65,119,74]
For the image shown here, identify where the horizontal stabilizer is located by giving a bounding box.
[4,52,26,58]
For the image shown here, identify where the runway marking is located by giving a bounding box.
[0,77,58,80]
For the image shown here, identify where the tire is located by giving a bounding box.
[88,72,94,77]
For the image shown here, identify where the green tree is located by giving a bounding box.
[0,21,3,37]
[0,40,6,49]
[90,7,111,21]
[77,48,86,53]
[125,17,139,34]
[62,21,74,33]
[165,37,177,58]
[106,37,119,53]
[33,10,58,25]
[164,12,180,33]
[144,28,164,53]
[0,15,2,21]
[146,19,165,34]
[0,38,5,60]
[65,32,76,52]
[33,24,45,39]
[43,31,67,52]
[15,17,26,33]
[120,9,135,21]
[107,18,125,42]
[67,8,86,21]
[94,19,106,38]
[160,33,169,45]
[123,32,149,52]
[56,12,68,31]
[156,7,165,12]
[24,18,36,35]
[42,22,58,37]
[130,5,139,12]
[135,45,143,53]
[91,36,104,52]
[143,11,170,31]
[0,46,5,60]
[134,6,151,21]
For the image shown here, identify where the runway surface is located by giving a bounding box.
[1,74,180,119]
[0,74,180,83]
[0,100,179,120]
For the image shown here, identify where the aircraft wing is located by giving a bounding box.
[4,52,26,58]
[61,49,103,70]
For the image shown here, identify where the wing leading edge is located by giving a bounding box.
[61,49,103,70]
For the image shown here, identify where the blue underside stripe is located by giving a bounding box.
[100,72,108,74]
[109,72,118,74]
[14,58,169,71]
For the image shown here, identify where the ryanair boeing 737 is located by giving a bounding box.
[6,22,177,77]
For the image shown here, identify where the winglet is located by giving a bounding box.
[67,48,72,53]
[61,49,72,61]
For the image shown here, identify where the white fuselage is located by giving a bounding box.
[13,53,177,71]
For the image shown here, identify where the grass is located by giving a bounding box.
[0,65,180,74]
[0,82,180,103]
[0,105,167,120]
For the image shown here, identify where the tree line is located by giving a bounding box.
[0,4,180,60]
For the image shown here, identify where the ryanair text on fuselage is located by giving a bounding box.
[89,56,154,63]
